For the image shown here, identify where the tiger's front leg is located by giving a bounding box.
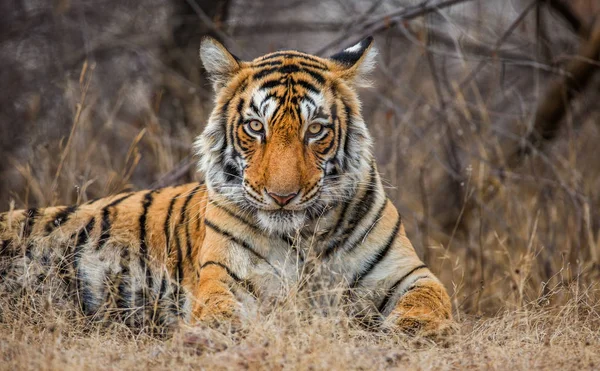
[190,262,239,325]
[189,236,241,326]
[372,222,454,337]
[386,272,454,336]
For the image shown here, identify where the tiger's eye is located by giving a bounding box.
[308,123,323,136]
[248,120,264,133]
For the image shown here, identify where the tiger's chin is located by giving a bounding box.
[255,209,306,236]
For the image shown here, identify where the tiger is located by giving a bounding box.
[0,36,452,335]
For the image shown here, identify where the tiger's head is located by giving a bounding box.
[196,37,377,234]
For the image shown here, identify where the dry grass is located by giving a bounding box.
[2,1,600,369]
[1,283,599,370]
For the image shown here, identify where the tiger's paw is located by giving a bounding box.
[391,315,457,340]
[191,294,244,333]
[385,279,455,340]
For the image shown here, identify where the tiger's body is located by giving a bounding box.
[0,37,452,335]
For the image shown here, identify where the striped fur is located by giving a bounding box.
[0,37,452,335]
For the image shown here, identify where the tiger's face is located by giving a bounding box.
[196,37,377,234]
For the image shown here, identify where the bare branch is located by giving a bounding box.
[315,0,475,56]
[151,155,196,189]
[185,0,246,57]
[509,16,600,167]
[544,0,590,38]
[458,0,537,91]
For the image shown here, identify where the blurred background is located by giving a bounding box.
[1,0,599,315]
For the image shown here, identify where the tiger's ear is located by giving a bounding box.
[330,37,377,87]
[200,37,241,91]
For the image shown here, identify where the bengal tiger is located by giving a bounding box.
[0,37,452,335]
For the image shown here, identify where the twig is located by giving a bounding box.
[419,167,431,266]
[509,16,600,167]
[151,155,196,188]
[51,60,95,193]
[458,0,537,91]
[185,0,245,57]
[424,16,446,109]
[312,0,384,55]
[315,0,475,56]
[544,0,590,38]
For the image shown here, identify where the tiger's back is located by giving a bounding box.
[0,183,207,327]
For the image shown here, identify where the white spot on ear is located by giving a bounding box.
[344,42,364,54]
[332,37,378,88]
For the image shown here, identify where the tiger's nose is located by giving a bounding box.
[267,190,298,206]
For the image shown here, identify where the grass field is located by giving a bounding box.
[1,285,599,370]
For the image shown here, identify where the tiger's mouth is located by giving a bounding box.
[254,208,307,234]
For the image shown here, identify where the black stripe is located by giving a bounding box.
[253,60,283,68]
[158,275,168,300]
[340,101,353,170]
[322,167,377,258]
[302,68,326,85]
[180,185,202,260]
[22,208,38,238]
[259,79,282,91]
[164,192,182,256]
[45,205,78,234]
[343,199,388,255]
[249,100,261,116]
[259,52,328,68]
[223,162,242,184]
[139,190,157,289]
[317,131,337,156]
[201,261,259,298]
[297,60,327,70]
[295,79,319,94]
[279,64,301,74]
[85,197,101,205]
[211,199,295,251]
[331,100,340,148]
[204,219,274,269]
[303,94,317,108]
[260,92,278,115]
[281,234,295,247]
[253,67,281,80]
[74,217,96,314]
[377,264,428,313]
[0,239,9,255]
[221,75,249,155]
[97,193,134,250]
[221,100,232,152]
[351,216,402,288]
[201,261,242,281]
[323,198,353,255]
[175,232,184,284]
[116,249,131,312]
[345,165,377,231]
[212,199,256,229]
[231,97,246,157]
